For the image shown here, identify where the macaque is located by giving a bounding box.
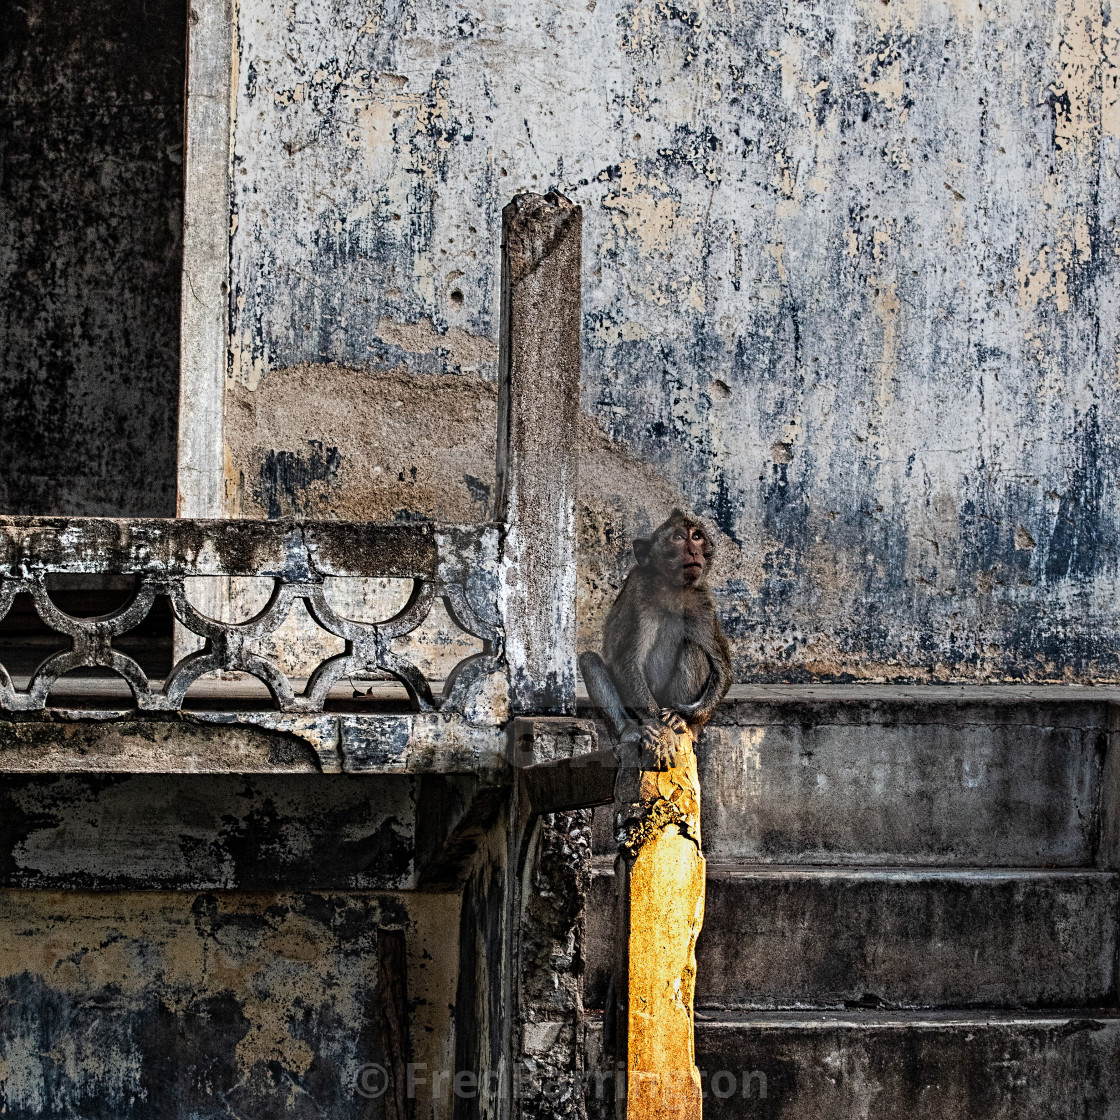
[584,510,732,760]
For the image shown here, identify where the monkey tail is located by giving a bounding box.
[578,652,633,742]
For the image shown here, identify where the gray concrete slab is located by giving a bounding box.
[698,702,1104,865]
[585,865,1119,1011]
[691,1011,1120,1120]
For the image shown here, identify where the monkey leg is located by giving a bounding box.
[580,654,682,770]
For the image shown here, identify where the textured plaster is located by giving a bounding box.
[224,0,1120,682]
[0,888,460,1120]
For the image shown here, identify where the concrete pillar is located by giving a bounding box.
[176,0,235,659]
[496,191,583,715]
[177,0,234,520]
[613,731,706,1119]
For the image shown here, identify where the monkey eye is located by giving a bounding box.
[672,531,685,541]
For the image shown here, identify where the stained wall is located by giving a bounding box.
[224,0,1120,682]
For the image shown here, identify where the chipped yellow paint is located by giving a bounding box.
[602,158,683,255]
[767,242,788,285]
[349,96,395,172]
[1075,212,1092,262]
[235,1013,316,1080]
[1051,0,1105,155]
[773,149,799,200]
[1016,244,1053,311]
[861,56,906,115]
[218,0,1120,684]
[595,319,653,344]
[774,32,804,106]
[873,225,894,262]
[870,277,902,414]
[943,0,990,22]
[883,141,912,171]
[856,0,917,35]
[805,172,831,194]
[858,0,995,31]
[1016,230,1073,312]
[946,213,967,250]
[1104,15,1120,135]
[231,328,268,391]
[0,890,463,1120]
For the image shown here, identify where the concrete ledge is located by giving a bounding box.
[691,1011,1120,1120]
[585,1011,1120,1119]
[0,709,508,775]
[585,865,1119,1011]
[718,683,1120,705]
[579,683,1120,706]
[697,709,1102,865]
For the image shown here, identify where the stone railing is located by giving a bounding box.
[0,517,502,714]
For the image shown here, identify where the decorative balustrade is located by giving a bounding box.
[0,517,503,715]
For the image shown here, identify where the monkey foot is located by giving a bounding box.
[659,708,689,734]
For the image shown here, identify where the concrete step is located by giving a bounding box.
[583,1010,1120,1119]
[641,696,1106,865]
[583,863,1119,1011]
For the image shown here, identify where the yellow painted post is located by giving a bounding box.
[613,728,705,1119]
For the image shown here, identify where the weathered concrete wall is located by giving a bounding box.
[0,772,474,1120]
[0,774,417,889]
[0,0,182,516]
[225,0,1120,682]
[0,888,461,1120]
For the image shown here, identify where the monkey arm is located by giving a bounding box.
[579,652,677,770]
[613,642,661,718]
[673,654,724,725]
[602,582,662,720]
[578,652,634,741]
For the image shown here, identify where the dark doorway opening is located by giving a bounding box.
[0,0,185,517]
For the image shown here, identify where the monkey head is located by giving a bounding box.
[632,509,714,588]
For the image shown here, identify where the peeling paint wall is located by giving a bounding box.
[226,0,1120,681]
[0,889,460,1120]
[0,0,183,516]
[0,772,468,1120]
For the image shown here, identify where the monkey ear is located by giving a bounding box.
[669,507,685,520]
[632,538,652,565]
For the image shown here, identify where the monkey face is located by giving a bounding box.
[635,510,713,588]
[667,521,711,586]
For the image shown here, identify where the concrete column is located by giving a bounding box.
[177,0,234,520]
[176,0,236,660]
[496,192,583,716]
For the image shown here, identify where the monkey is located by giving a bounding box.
[582,509,732,763]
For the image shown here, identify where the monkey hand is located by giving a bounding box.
[659,708,689,734]
[641,720,679,770]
